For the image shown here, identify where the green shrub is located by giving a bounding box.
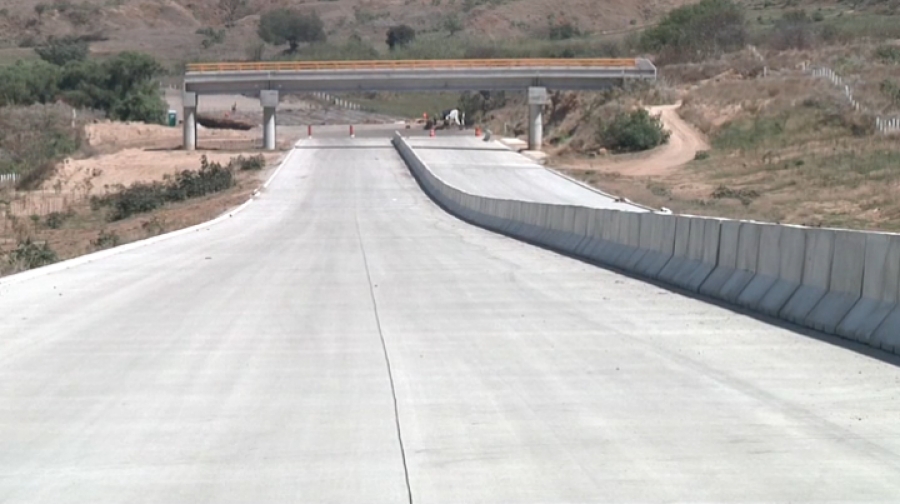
[876,45,900,64]
[597,109,671,153]
[386,25,416,50]
[6,238,58,270]
[879,79,900,105]
[197,27,226,49]
[92,229,120,249]
[92,155,235,221]
[44,210,73,229]
[711,185,759,205]
[35,36,89,65]
[443,14,464,35]
[694,150,710,160]
[549,21,580,41]
[258,9,326,52]
[230,154,265,171]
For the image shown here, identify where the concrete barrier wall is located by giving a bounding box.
[392,133,900,356]
[837,233,899,344]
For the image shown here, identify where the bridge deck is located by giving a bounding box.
[183,58,656,94]
[186,58,643,73]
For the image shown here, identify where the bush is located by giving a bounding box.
[711,184,759,205]
[35,36,89,66]
[597,109,671,153]
[92,229,121,249]
[92,155,235,221]
[387,25,416,50]
[549,21,580,41]
[875,45,900,64]
[880,79,900,106]
[230,154,265,171]
[6,238,58,270]
[197,27,226,49]
[44,210,73,229]
[443,14,464,35]
[694,150,710,160]
[258,9,326,52]
[640,0,746,63]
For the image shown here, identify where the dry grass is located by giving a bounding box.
[0,0,689,65]
[562,67,900,232]
[0,171,261,276]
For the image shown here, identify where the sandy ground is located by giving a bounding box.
[555,102,710,176]
[46,150,282,196]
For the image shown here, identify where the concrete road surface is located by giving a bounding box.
[406,136,643,210]
[2,139,900,503]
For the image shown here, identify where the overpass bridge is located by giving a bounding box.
[181,58,657,150]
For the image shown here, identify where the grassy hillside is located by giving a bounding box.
[0,0,690,65]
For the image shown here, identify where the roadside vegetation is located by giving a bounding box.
[0,154,267,276]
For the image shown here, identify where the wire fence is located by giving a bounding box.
[800,61,900,134]
[0,174,19,187]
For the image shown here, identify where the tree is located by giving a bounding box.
[258,9,326,53]
[60,52,167,123]
[443,14,463,36]
[35,36,89,66]
[386,24,416,50]
[0,60,61,106]
[219,0,247,27]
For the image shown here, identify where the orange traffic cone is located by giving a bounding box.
[475,127,482,137]
[429,128,435,137]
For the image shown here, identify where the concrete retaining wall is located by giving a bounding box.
[392,133,900,356]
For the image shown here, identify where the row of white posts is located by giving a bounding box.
[311,92,363,111]
[806,63,900,134]
[0,174,19,186]
[810,67,862,112]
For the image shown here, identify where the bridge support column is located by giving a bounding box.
[183,91,197,151]
[527,87,548,151]
[528,104,543,151]
[261,90,279,151]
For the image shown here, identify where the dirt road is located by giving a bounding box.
[560,102,709,176]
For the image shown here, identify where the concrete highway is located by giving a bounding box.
[406,136,644,209]
[2,138,900,503]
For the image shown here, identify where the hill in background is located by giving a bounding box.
[0,0,691,63]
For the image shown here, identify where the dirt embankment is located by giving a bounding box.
[549,62,900,231]
[555,102,709,177]
[0,118,285,277]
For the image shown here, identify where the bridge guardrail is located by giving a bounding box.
[186,59,640,73]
